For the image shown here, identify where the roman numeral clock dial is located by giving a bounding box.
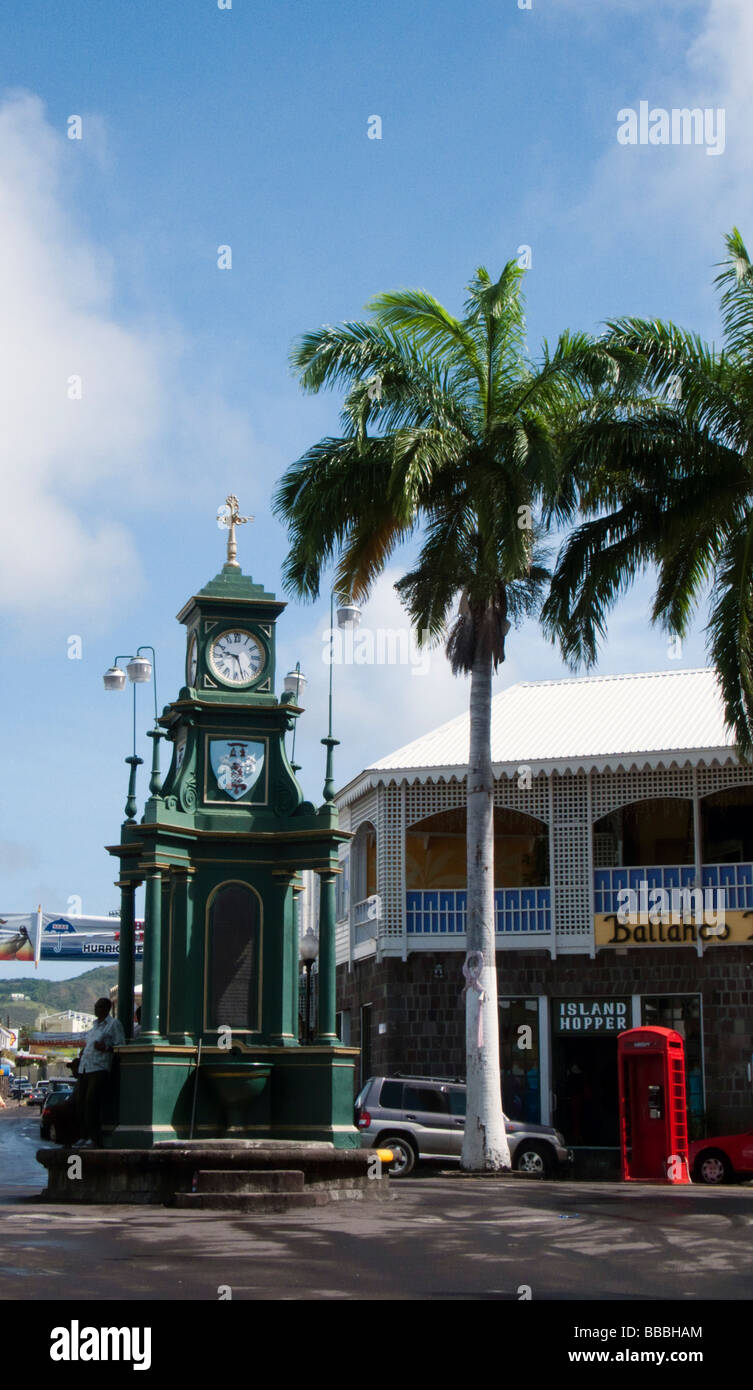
[208,629,263,686]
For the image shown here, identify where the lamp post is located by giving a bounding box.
[313,595,362,1046]
[322,594,362,802]
[103,645,159,1041]
[283,662,307,774]
[103,645,161,820]
[298,929,319,1044]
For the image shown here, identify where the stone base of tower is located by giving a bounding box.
[35,1139,391,1208]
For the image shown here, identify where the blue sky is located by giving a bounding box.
[1,0,750,978]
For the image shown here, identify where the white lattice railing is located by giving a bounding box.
[353,895,381,945]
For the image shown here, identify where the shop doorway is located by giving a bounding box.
[553,1037,620,1146]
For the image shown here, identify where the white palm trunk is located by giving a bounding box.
[461,647,511,1170]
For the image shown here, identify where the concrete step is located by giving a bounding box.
[175,1190,328,1213]
[193,1169,305,1195]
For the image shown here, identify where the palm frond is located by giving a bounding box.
[713,227,753,362]
[705,517,753,756]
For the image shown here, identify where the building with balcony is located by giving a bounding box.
[334,668,753,1145]
[40,1010,96,1034]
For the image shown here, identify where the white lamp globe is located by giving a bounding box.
[283,668,307,701]
[126,656,152,684]
[298,930,319,963]
[103,666,127,692]
[336,603,361,631]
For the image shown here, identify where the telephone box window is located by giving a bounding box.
[208,884,260,1031]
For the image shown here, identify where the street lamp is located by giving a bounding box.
[126,655,153,684]
[299,929,319,1044]
[336,603,362,630]
[103,645,162,820]
[322,594,361,803]
[283,662,307,774]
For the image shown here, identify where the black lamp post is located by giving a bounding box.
[299,929,318,1044]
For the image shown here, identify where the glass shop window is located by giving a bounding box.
[500,997,541,1123]
[641,994,704,1131]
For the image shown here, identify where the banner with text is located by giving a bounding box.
[0,914,143,963]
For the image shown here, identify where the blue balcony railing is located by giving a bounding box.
[406,887,551,936]
[594,862,753,914]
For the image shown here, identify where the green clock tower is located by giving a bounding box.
[108,497,359,1148]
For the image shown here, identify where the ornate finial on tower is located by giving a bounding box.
[217,494,254,569]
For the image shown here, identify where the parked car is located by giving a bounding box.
[46,1078,74,1095]
[690,1130,753,1184]
[354,1075,572,1177]
[39,1086,78,1143]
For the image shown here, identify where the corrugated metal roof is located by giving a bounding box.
[367,668,737,777]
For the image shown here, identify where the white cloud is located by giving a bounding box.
[0,92,169,620]
[577,0,753,258]
[0,91,261,625]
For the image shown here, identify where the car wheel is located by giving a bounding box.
[48,1121,59,1144]
[694,1149,733,1185]
[514,1142,552,1178]
[379,1135,417,1177]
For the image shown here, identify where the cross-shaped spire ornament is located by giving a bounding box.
[217,494,253,568]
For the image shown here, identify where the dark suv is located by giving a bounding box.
[355,1075,572,1177]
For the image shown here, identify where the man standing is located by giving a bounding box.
[74,997,124,1148]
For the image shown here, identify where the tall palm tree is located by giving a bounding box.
[274,263,589,1169]
[544,229,753,755]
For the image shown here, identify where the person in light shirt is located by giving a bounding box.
[73,998,125,1148]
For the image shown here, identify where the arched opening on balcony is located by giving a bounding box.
[405,806,549,889]
[701,786,753,862]
[405,807,551,939]
[593,797,694,867]
[351,821,377,902]
[349,821,378,944]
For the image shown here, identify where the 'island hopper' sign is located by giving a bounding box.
[554,999,629,1034]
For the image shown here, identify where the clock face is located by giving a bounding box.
[187,633,198,686]
[209,629,264,686]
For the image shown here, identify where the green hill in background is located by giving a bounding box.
[0,965,142,1025]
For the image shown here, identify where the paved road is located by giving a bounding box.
[2,1107,753,1301]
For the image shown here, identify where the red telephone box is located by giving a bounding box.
[618,1027,691,1183]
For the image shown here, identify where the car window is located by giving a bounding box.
[403,1086,450,1115]
[378,1080,403,1108]
[448,1089,466,1117]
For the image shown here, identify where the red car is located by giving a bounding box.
[690,1131,753,1184]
